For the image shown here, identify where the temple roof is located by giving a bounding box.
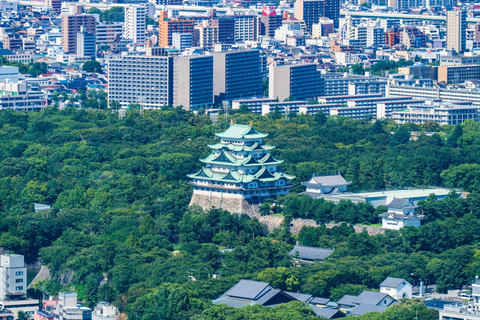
[378,211,424,220]
[215,124,268,139]
[302,174,352,187]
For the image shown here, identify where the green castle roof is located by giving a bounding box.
[207,142,275,152]
[215,124,268,139]
[187,167,295,183]
[200,151,283,166]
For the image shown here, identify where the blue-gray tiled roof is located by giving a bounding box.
[288,245,333,260]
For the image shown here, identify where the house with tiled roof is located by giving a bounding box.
[378,198,424,230]
[213,280,344,319]
[380,277,412,299]
[337,291,396,316]
[288,245,334,265]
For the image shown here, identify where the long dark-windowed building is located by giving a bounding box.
[294,0,340,30]
[213,50,263,104]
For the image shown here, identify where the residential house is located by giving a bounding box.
[380,277,413,300]
[337,291,396,316]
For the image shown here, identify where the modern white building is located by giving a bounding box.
[53,292,92,320]
[380,277,413,300]
[387,84,480,106]
[172,33,193,51]
[124,5,146,44]
[391,102,479,126]
[0,254,27,298]
[92,302,117,320]
[0,82,47,111]
[108,54,173,109]
[232,98,275,114]
[439,280,480,320]
[302,174,352,195]
[378,198,424,230]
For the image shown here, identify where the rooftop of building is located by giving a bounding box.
[214,124,268,139]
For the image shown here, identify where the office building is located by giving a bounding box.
[447,9,466,53]
[392,102,478,125]
[158,12,195,48]
[0,82,47,111]
[269,63,323,101]
[0,0,19,12]
[322,73,387,96]
[377,99,426,118]
[213,50,263,104]
[61,14,96,54]
[124,5,146,44]
[96,22,123,45]
[108,54,173,109]
[261,101,308,116]
[294,0,340,30]
[76,26,95,58]
[173,55,213,110]
[172,33,193,51]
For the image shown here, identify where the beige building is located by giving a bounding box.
[438,64,480,83]
[446,10,466,53]
[194,21,218,49]
[61,14,96,54]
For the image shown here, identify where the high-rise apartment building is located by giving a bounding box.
[230,15,256,42]
[212,50,263,104]
[158,11,195,48]
[294,0,340,30]
[96,22,123,45]
[124,5,146,44]
[172,33,193,51]
[258,6,283,38]
[0,255,27,298]
[447,9,466,53]
[209,14,235,44]
[45,0,62,14]
[269,63,323,101]
[194,21,219,49]
[76,26,96,58]
[2,34,22,51]
[61,14,96,54]
[173,55,213,110]
[108,54,173,108]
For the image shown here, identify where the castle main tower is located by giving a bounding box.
[188,124,295,215]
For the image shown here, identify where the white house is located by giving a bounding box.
[380,277,413,300]
[378,198,424,230]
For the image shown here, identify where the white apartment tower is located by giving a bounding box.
[447,9,466,53]
[124,5,146,44]
[0,254,27,298]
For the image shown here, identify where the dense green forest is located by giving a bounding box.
[1,107,480,319]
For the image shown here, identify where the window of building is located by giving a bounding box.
[15,271,23,276]
[15,286,23,290]
[16,279,23,283]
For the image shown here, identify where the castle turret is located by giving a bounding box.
[188,124,295,215]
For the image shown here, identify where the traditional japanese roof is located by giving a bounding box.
[378,212,424,220]
[350,305,387,316]
[387,198,418,209]
[310,297,331,305]
[223,280,271,300]
[352,291,393,306]
[207,142,275,152]
[200,152,283,167]
[302,174,352,187]
[337,295,357,307]
[311,306,346,319]
[215,124,268,139]
[288,245,334,261]
[380,277,409,289]
[283,291,313,302]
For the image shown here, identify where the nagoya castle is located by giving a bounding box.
[188,124,295,215]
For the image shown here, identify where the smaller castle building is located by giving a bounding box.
[188,124,295,215]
